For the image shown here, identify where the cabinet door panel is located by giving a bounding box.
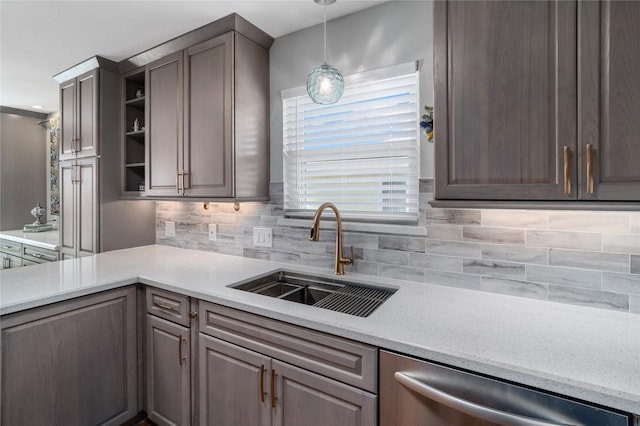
[579,0,640,200]
[147,315,191,426]
[77,157,97,256]
[434,1,577,200]
[184,33,234,197]
[60,78,76,160]
[199,334,271,426]
[1,288,138,426]
[77,69,99,157]
[59,160,75,256]
[146,52,183,196]
[273,360,377,426]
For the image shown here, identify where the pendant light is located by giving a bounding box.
[306,0,344,105]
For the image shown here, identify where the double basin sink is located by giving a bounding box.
[230,271,396,318]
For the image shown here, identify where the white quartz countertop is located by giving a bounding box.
[0,245,638,414]
[0,229,60,250]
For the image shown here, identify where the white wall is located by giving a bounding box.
[269,1,434,181]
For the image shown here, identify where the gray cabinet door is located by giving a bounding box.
[60,78,76,160]
[147,315,191,426]
[146,51,183,196]
[579,0,640,200]
[434,1,577,200]
[76,69,99,158]
[199,334,271,426]
[183,33,234,197]
[273,360,377,426]
[59,159,76,258]
[1,287,138,426]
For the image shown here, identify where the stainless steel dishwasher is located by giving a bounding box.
[380,350,632,426]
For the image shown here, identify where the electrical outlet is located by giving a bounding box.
[253,227,272,247]
[165,221,176,237]
[208,224,217,241]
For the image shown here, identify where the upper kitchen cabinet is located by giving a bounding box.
[578,1,640,200]
[434,0,640,203]
[130,15,272,200]
[434,1,577,201]
[59,69,99,160]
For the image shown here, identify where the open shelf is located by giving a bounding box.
[122,68,146,195]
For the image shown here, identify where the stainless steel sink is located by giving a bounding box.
[230,271,395,317]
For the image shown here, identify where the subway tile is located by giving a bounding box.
[526,265,601,289]
[548,286,629,312]
[425,225,463,241]
[364,249,410,266]
[526,230,602,251]
[549,212,630,233]
[425,240,482,258]
[351,260,378,276]
[272,239,327,256]
[630,295,640,314]
[379,236,425,253]
[300,254,335,270]
[481,210,548,229]
[425,270,482,291]
[410,253,462,272]
[343,233,379,249]
[481,277,548,301]
[549,249,629,273]
[463,226,525,245]
[424,209,481,225]
[602,272,640,294]
[602,234,640,255]
[632,255,640,274]
[482,244,548,265]
[378,265,425,283]
[463,259,526,280]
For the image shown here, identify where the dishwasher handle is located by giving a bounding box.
[394,372,577,426]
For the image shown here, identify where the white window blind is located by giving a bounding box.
[282,62,420,223]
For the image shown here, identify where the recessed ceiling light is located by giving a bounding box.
[32,105,43,109]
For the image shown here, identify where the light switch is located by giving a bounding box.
[208,224,217,241]
[253,227,272,247]
[165,221,176,237]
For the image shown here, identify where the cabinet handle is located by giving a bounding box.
[270,369,277,408]
[178,335,185,366]
[394,372,568,426]
[189,311,198,320]
[259,365,266,403]
[182,172,189,196]
[153,302,175,312]
[2,245,12,250]
[586,144,594,194]
[2,257,10,269]
[563,146,571,195]
[176,171,182,194]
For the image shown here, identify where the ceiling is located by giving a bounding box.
[0,0,388,114]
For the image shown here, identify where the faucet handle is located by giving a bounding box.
[346,245,355,265]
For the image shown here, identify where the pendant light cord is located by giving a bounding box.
[323,1,327,64]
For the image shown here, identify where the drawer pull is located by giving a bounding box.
[563,146,571,195]
[586,143,594,194]
[153,302,176,312]
[394,372,570,426]
[259,365,266,403]
[270,369,277,408]
[3,245,13,250]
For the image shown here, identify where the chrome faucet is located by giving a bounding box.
[309,202,354,275]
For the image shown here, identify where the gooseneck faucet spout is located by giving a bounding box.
[309,202,354,275]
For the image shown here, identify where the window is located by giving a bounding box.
[282,62,420,223]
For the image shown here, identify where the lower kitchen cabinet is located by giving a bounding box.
[198,302,378,426]
[199,335,376,426]
[0,287,138,426]
[146,315,191,426]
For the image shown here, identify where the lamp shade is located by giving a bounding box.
[306,63,344,105]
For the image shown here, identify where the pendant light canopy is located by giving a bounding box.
[306,0,344,105]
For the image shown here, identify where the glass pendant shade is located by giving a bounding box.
[306,63,344,105]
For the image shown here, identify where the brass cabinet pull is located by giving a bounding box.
[176,171,182,194]
[270,369,276,408]
[563,146,571,195]
[182,172,189,195]
[259,365,266,403]
[586,144,594,194]
[189,311,197,319]
[153,302,175,312]
[178,335,185,366]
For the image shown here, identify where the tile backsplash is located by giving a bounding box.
[157,181,640,314]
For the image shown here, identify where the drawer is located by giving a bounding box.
[1,253,22,269]
[199,302,377,393]
[146,287,192,327]
[22,245,59,263]
[0,239,22,256]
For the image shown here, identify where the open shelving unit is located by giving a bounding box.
[122,69,146,195]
